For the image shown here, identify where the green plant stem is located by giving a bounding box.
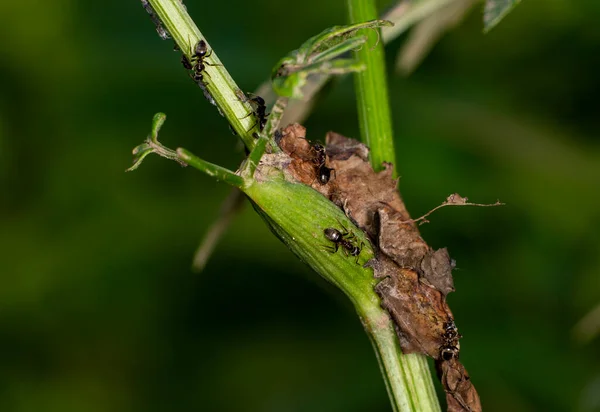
[176,148,245,188]
[347,0,441,410]
[357,301,440,412]
[147,0,256,149]
[241,136,268,178]
[347,0,396,174]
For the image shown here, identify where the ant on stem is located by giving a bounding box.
[323,223,363,263]
[235,90,269,136]
[181,39,219,106]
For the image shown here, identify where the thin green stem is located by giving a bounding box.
[241,136,268,178]
[263,97,288,139]
[347,0,396,174]
[147,0,257,149]
[176,148,245,188]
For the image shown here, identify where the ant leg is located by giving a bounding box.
[335,218,349,237]
[354,242,364,264]
[335,219,356,241]
[341,245,349,257]
[202,49,223,67]
[323,243,338,254]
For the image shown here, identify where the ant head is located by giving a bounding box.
[252,96,265,105]
[444,320,456,331]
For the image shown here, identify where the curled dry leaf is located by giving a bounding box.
[421,248,455,296]
[276,124,482,412]
[437,358,482,412]
[368,256,454,357]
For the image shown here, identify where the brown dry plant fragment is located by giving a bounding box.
[408,192,505,225]
[277,125,483,411]
[368,256,454,357]
[437,358,482,412]
[278,124,312,161]
[277,124,337,197]
[421,248,455,296]
[377,206,429,270]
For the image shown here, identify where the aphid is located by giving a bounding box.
[141,0,171,40]
[313,143,335,185]
[181,54,193,70]
[273,129,284,144]
[324,226,363,263]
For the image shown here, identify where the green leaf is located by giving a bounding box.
[271,20,391,99]
[483,0,521,32]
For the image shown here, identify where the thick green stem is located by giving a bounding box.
[147,0,257,149]
[347,0,396,174]
[358,302,441,412]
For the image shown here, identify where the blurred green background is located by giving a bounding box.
[1,0,599,411]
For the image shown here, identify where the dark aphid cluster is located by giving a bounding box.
[312,143,335,185]
[141,0,171,40]
[181,40,217,106]
[439,320,462,361]
[324,226,363,263]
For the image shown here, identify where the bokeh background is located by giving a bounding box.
[1,0,599,411]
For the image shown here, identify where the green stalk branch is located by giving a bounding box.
[347,0,396,173]
[176,148,246,188]
[241,136,268,179]
[147,0,257,149]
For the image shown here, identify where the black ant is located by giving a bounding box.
[190,40,211,84]
[440,345,460,361]
[181,40,218,106]
[236,90,269,135]
[442,320,461,341]
[250,95,268,132]
[323,225,363,263]
[439,320,462,361]
[313,143,335,185]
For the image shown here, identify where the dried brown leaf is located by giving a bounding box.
[277,126,483,411]
[436,358,482,412]
[369,256,454,357]
[421,248,455,296]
